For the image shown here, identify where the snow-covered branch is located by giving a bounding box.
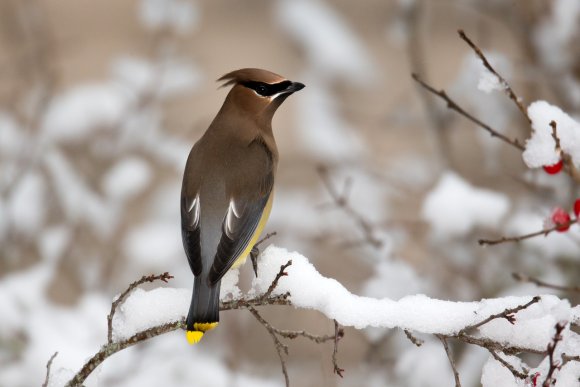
[47,246,580,387]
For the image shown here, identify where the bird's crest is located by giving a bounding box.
[218,68,286,88]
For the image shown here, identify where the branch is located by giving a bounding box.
[550,120,580,183]
[254,231,277,249]
[512,273,580,293]
[478,218,577,246]
[404,329,424,347]
[459,296,541,334]
[248,306,290,387]
[333,320,345,377]
[437,335,462,387]
[457,29,530,123]
[542,322,566,387]
[261,260,292,301]
[317,165,383,249]
[42,351,58,387]
[488,350,529,380]
[107,272,173,343]
[411,73,525,151]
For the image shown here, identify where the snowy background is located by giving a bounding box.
[1,0,579,386]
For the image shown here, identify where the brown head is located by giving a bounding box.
[217,68,305,123]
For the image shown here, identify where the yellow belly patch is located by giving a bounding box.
[230,192,274,270]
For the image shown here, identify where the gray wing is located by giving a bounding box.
[181,193,202,276]
[207,139,274,284]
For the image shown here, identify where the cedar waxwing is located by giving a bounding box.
[181,68,305,344]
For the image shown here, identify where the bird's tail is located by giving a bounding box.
[186,277,220,345]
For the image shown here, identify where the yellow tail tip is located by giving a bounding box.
[186,330,204,345]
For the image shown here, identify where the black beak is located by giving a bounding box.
[286,82,305,93]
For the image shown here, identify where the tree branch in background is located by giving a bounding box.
[404,329,424,347]
[411,73,525,151]
[457,29,530,123]
[478,218,577,246]
[42,352,58,387]
[512,273,580,293]
[333,320,345,377]
[437,335,462,387]
[107,272,173,344]
[317,165,383,249]
[542,322,566,387]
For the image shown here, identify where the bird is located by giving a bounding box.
[181,68,304,344]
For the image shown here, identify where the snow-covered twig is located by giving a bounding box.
[542,322,566,387]
[411,73,525,151]
[478,219,577,246]
[512,273,580,294]
[457,29,530,123]
[438,335,462,387]
[459,296,541,333]
[549,120,580,183]
[42,352,58,387]
[107,272,173,344]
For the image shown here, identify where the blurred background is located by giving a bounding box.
[1,0,579,386]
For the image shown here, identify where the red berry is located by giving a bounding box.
[551,207,571,232]
[543,159,563,174]
[574,198,580,218]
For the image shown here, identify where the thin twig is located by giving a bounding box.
[512,273,580,293]
[550,121,580,183]
[42,351,58,387]
[107,272,173,343]
[332,320,345,377]
[488,350,529,380]
[404,329,424,347]
[478,218,577,246]
[542,322,566,387]
[458,29,530,123]
[438,335,462,387]
[249,307,290,387]
[255,231,277,249]
[317,166,383,249]
[411,73,525,151]
[460,296,541,334]
[261,260,292,301]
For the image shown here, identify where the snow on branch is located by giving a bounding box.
[48,246,580,386]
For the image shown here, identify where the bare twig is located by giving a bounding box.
[550,121,580,183]
[512,273,580,293]
[411,73,525,151]
[460,296,541,334]
[107,272,173,343]
[248,307,290,387]
[317,166,383,249]
[261,260,292,301]
[542,322,566,387]
[458,29,530,123]
[478,218,577,246]
[255,231,277,249]
[404,329,424,347]
[42,352,58,387]
[333,320,345,377]
[438,335,462,387]
[488,350,529,380]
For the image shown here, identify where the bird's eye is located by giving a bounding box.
[256,84,267,96]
